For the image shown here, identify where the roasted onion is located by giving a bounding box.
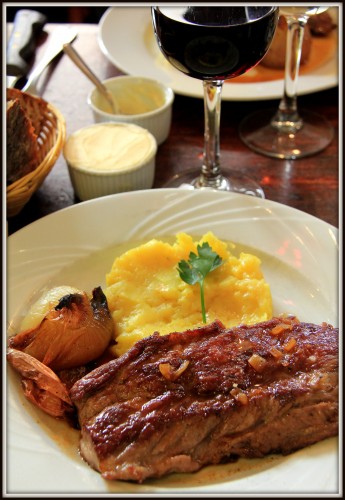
[8,287,114,371]
[7,348,74,418]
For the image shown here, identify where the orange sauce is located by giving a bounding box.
[227,32,337,84]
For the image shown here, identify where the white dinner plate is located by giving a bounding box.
[98,7,339,101]
[6,189,339,495]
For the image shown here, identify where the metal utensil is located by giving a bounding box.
[19,26,78,95]
[6,9,47,87]
[63,42,118,114]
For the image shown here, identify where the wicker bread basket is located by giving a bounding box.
[6,95,66,218]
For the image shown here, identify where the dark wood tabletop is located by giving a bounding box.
[6,21,339,236]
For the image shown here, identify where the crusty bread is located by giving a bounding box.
[6,88,49,185]
[7,88,48,135]
[6,98,39,184]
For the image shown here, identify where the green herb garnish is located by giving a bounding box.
[177,242,223,323]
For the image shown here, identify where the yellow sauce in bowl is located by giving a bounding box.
[93,79,166,116]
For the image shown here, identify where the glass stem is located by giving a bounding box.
[197,80,224,188]
[271,15,308,132]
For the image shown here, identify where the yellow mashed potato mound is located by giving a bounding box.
[105,232,272,356]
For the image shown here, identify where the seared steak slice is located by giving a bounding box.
[70,317,338,482]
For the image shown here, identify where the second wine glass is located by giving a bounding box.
[151,6,279,196]
[239,7,334,159]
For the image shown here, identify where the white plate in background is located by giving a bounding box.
[98,7,338,101]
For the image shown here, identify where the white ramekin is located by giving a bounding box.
[87,76,174,145]
[63,122,157,201]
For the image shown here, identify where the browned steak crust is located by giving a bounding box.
[70,317,338,482]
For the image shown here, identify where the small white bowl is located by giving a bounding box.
[63,122,157,201]
[87,76,174,145]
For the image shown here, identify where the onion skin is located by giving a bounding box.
[8,287,114,371]
[7,348,74,418]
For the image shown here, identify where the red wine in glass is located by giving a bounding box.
[151,7,279,195]
[153,7,278,80]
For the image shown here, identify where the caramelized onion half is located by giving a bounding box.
[8,287,114,371]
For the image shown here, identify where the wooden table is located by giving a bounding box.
[6,22,339,235]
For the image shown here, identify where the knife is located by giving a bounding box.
[17,27,78,95]
[7,9,47,79]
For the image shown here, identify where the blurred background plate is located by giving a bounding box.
[98,7,338,101]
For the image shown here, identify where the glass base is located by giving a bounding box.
[163,168,265,198]
[239,109,334,160]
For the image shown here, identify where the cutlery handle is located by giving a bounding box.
[63,43,106,90]
[7,9,47,76]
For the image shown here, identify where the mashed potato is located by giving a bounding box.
[105,232,272,356]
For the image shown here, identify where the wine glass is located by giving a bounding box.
[239,7,334,159]
[151,6,279,196]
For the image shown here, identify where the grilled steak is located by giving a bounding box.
[70,317,338,482]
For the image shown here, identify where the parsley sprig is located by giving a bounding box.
[177,242,223,323]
